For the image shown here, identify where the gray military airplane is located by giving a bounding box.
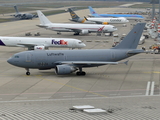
[12,5,37,19]
[7,23,146,76]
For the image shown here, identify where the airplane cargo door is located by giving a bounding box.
[71,40,76,48]
[26,53,32,62]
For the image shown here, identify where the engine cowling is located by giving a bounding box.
[34,46,45,50]
[55,65,77,75]
[81,30,89,34]
[102,22,109,25]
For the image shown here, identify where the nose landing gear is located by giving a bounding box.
[25,68,30,75]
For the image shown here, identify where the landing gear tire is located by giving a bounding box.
[110,32,113,36]
[26,72,30,76]
[76,71,86,76]
[74,32,80,35]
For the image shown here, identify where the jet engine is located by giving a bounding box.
[102,22,109,25]
[34,46,45,50]
[81,30,89,34]
[55,65,77,75]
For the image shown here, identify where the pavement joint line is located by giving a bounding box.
[42,78,108,97]
[1,95,160,103]
[63,96,75,98]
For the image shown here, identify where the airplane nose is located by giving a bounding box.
[7,57,13,65]
[82,43,86,47]
[80,42,86,48]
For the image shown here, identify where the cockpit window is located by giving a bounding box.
[15,55,19,58]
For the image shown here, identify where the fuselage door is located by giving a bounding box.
[26,53,32,62]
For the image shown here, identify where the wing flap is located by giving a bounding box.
[17,43,37,47]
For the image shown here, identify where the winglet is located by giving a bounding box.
[119,60,129,65]
[84,16,88,21]
[124,60,129,65]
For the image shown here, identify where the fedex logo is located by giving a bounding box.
[37,47,43,49]
[51,39,68,45]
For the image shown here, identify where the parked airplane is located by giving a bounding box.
[7,23,146,76]
[88,6,144,20]
[68,8,129,24]
[36,10,117,35]
[12,5,37,19]
[0,36,85,50]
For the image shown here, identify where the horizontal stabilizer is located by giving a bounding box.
[127,49,145,54]
[36,24,48,28]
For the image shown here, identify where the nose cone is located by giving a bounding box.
[126,20,129,22]
[81,43,86,48]
[114,27,118,31]
[7,57,13,65]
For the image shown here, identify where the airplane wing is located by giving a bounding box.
[36,24,48,28]
[17,43,38,47]
[17,43,44,50]
[68,28,82,32]
[56,61,128,66]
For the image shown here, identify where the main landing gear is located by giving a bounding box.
[73,32,80,35]
[76,67,86,76]
[25,68,30,75]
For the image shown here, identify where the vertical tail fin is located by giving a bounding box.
[68,8,80,20]
[37,10,52,25]
[88,6,100,17]
[88,6,97,15]
[113,23,146,49]
[14,5,19,14]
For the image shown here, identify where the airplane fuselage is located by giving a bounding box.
[87,17,129,24]
[8,49,132,69]
[90,14,144,20]
[44,23,117,33]
[0,37,85,49]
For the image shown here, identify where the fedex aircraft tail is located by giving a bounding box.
[37,10,52,25]
[68,8,80,20]
[14,5,19,14]
[113,23,145,49]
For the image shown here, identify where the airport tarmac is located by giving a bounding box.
[0,5,160,119]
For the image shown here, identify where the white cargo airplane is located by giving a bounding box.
[68,8,129,24]
[36,10,117,35]
[0,37,86,50]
